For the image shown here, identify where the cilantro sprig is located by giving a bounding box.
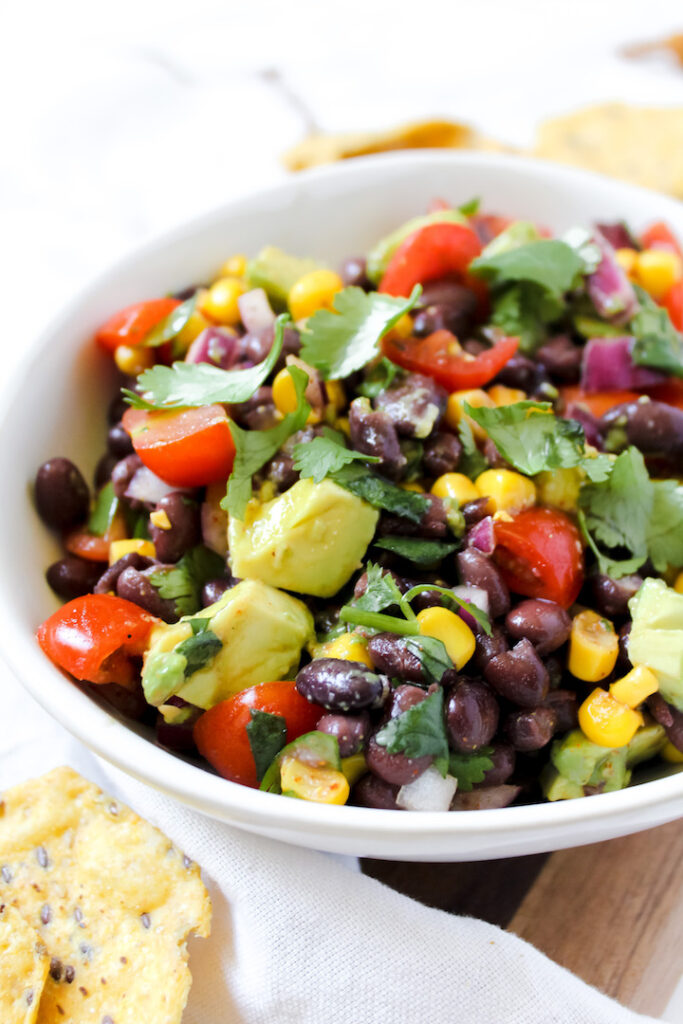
[246,709,287,783]
[148,546,226,617]
[448,748,494,791]
[292,428,380,484]
[630,285,683,378]
[375,689,449,776]
[142,295,197,351]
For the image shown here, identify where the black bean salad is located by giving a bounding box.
[35,200,683,811]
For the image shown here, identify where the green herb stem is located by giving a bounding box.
[339,607,419,635]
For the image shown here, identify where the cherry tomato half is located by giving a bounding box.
[64,514,127,563]
[122,404,235,487]
[36,594,158,687]
[640,221,683,258]
[561,380,683,419]
[663,279,683,332]
[382,329,519,392]
[493,507,585,609]
[378,222,483,298]
[95,299,181,353]
[193,681,322,788]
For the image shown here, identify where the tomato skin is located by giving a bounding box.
[383,330,518,392]
[36,594,158,686]
[561,380,683,418]
[95,299,181,353]
[378,222,483,298]
[122,404,235,487]
[493,508,585,609]
[193,681,322,788]
[64,515,127,562]
[640,221,683,258]
[663,279,683,332]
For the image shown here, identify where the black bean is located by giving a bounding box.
[423,431,462,477]
[484,638,550,707]
[617,623,632,669]
[116,567,178,621]
[107,422,134,458]
[46,556,104,601]
[317,711,370,757]
[461,497,495,526]
[601,399,683,460]
[340,256,371,290]
[446,679,499,753]
[457,549,510,619]
[374,374,447,439]
[452,784,521,811]
[494,354,538,391]
[661,702,683,752]
[353,773,401,809]
[379,494,448,539]
[94,552,155,594]
[483,438,510,469]
[591,574,643,620]
[149,493,200,563]
[536,335,583,383]
[387,684,431,718]
[473,624,508,673]
[273,327,303,373]
[480,744,516,787]
[505,706,557,751]
[295,659,387,712]
[111,454,142,500]
[412,279,478,339]
[263,451,298,491]
[156,714,198,752]
[107,394,129,426]
[365,733,431,786]
[542,689,578,733]
[35,458,89,529]
[201,577,234,607]
[505,599,571,656]
[94,681,149,721]
[231,386,279,431]
[367,634,425,683]
[348,397,406,478]
[94,453,118,488]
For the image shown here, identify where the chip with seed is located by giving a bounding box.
[0,767,211,1024]
[0,903,49,1024]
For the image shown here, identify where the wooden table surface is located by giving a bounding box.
[362,820,683,1019]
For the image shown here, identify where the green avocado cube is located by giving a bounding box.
[540,765,584,801]
[246,246,323,311]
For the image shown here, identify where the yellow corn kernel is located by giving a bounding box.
[334,416,350,437]
[535,467,582,512]
[578,688,644,748]
[475,468,536,515]
[635,249,683,301]
[318,632,374,668]
[431,472,479,504]
[445,389,494,440]
[288,269,344,322]
[199,276,246,325]
[614,247,638,275]
[487,384,527,406]
[150,509,172,531]
[109,538,156,565]
[324,379,346,411]
[568,610,619,682]
[113,344,155,377]
[279,756,350,805]
[401,481,426,493]
[609,665,659,709]
[385,312,414,342]
[175,308,211,349]
[217,254,247,279]
[272,367,303,416]
[674,571,683,595]
[416,606,475,670]
[661,740,683,764]
[341,753,368,786]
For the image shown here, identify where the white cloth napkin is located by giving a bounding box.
[0,670,659,1024]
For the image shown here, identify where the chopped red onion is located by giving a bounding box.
[450,585,490,631]
[467,516,495,555]
[237,288,276,336]
[587,233,638,324]
[124,466,193,505]
[580,336,667,392]
[185,327,239,369]
[563,403,604,448]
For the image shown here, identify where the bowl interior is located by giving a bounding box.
[0,151,680,859]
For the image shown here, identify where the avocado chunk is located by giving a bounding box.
[246,246,323,311]
[228,478,379,598]
[550,728,626,787]
[478,220,540,259]
[540,764,584,801]
[142,579,314,718]
[628,578,683,711]
[366,209,467,284]
[626,721,667,767]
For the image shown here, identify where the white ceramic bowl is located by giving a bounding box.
[1,151,681,861]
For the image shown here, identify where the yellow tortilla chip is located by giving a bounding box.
[0,767,211,1024]
[0,903,49,1024]
[534,103,683,197]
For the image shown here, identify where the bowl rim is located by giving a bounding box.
[1,148,681,841]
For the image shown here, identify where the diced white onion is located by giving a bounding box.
[397,766,458,812]
[451,585,490,616]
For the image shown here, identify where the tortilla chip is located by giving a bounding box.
[0,767,211,1024]
[533,103,683,197]
[0,903,49,1024]
[283,118,475,170]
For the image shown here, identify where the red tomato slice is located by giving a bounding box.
[64,515,128,563]
[193,681,322,788]
[95,299,181,353]
[378,222,483,298]
[122,404,235,487]
[662,279,683,332]
[469,214,514,244]
[382,329,519,392]
[36,594,158,687]
[640,221,683,258]
[493,508,584,609]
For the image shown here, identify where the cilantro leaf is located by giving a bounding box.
[123,313,288,410]
[458,197,481,216]
[88,481,119,536]
[356,357,401,399]
[375,688,449,771]
[148,545,226,617]
[246,709,287,783]
[457,419,488,480]
[403,636,453,685]
[630,285,683,378]
[470,239,584,296]
[142,295,197,349]
[292,428,379,484]
[490,283,564,353]
[464,401,612,481]
[402,583,492,636]
[223,365,311,519]
[298,285,421,380]
[578,448,652,577]
[448,747,494,792]
[351,562,405,613]
[330,463,429,523]
[646,480,683,573]
[373,536,459,567]
[176,627,222,677]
